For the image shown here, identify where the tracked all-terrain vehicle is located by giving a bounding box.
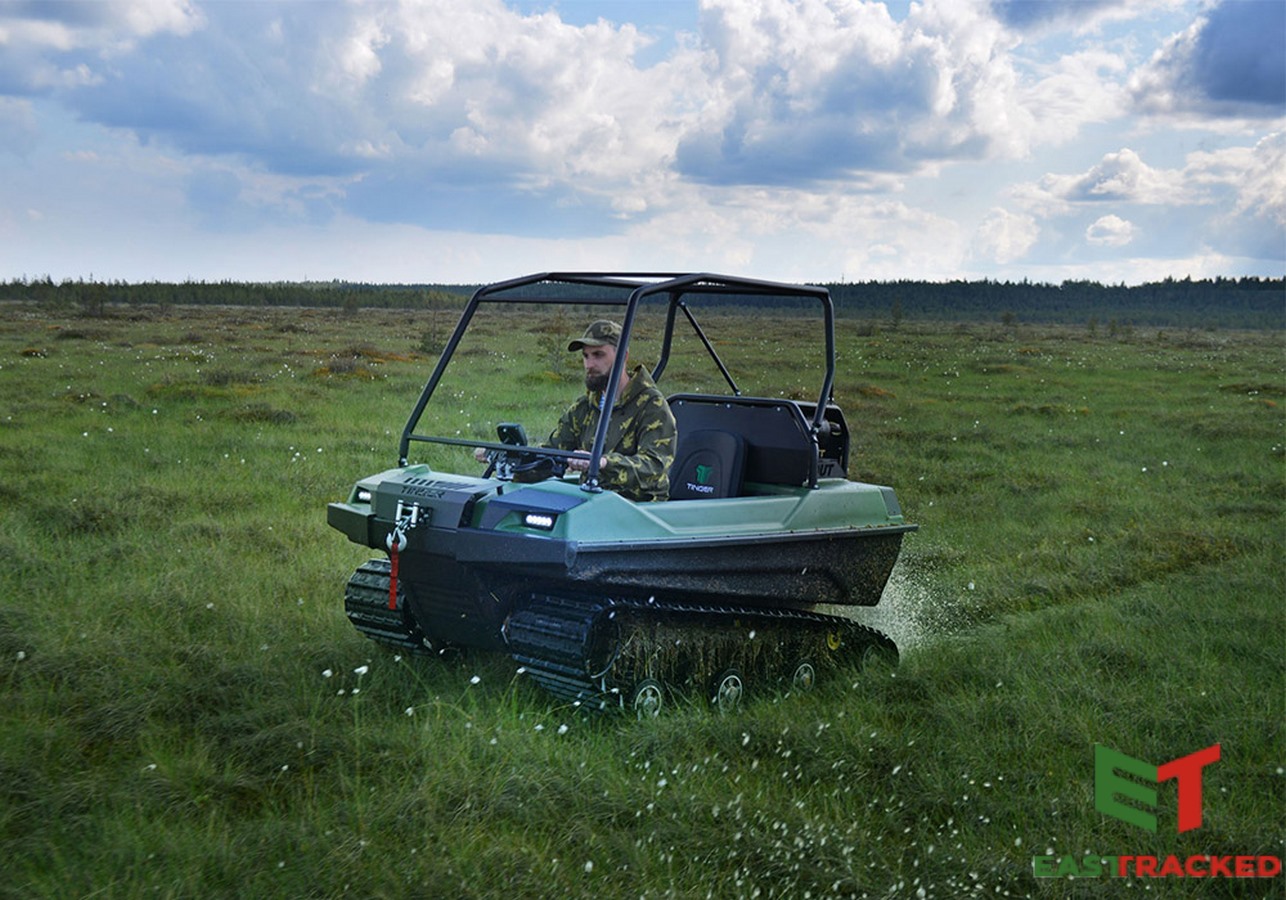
[327,272,915,714]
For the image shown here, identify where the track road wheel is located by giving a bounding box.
[790,659,817,692]
[711,669,746,713]
[629,678,665,719]
[859,638,899,671]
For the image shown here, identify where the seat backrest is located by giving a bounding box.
[669,429,746,500]
[668,394,819,488]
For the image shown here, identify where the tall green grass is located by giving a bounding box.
[0,304,1281,898]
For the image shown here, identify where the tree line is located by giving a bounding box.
[828,276,1283,329]
[3,274,1282,329]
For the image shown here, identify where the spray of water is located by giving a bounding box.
[820,552,964,653]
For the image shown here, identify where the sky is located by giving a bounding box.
[1,0,1283,286]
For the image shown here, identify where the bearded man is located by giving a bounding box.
[548,320,677,502]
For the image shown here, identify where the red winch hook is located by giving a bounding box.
[385,501,417,611]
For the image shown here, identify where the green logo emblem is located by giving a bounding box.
[694,464,713,485]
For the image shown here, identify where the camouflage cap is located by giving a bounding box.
[567,320,622,351]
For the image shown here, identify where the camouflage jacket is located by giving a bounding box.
[546,366,676,502]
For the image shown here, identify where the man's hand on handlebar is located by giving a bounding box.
[565,452,607,474]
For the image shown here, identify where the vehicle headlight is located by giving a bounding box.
[521,512,557,531]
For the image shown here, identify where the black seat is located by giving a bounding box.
[668,394,822,488]
[669,429,746,500]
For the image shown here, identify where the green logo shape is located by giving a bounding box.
[1095,744,1159,832]
[694,464,713,485]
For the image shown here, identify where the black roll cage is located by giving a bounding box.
[398,272,837,491]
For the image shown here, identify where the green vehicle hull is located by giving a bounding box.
[329,468,911,642]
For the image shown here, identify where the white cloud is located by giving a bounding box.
[973,207,1040,263]
[120,0,205,41]
[1071,148,1181,203]
[0,0,1280,284]
[0,1,203,59]
[363,0,697,183]
[1034,148,1187,206]
[675,0,1025,183]
[1005,134,1284,267]
[1086,213,1136,246]
[0,0,1167,209]
[1180,130,1286,260]
[1025,137,1284,227]
[1017,49,1128,141]
[333,18,389,87]
[1186,131,1286,228]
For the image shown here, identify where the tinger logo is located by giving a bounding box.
[1095,743,1221,833]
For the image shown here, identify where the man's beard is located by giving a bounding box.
[585,372,609,392]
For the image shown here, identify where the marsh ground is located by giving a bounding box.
[1,303,1281,898]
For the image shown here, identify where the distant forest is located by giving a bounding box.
[4,274,1282,329]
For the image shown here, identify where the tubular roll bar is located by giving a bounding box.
[397,272,837,490]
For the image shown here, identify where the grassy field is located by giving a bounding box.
[0,302,1282,899]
